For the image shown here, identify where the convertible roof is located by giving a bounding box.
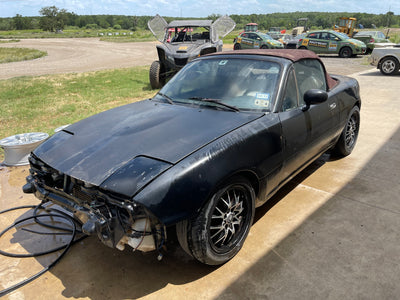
[168,20,213,27]
[207,49,338,90]
[211,49,319,62]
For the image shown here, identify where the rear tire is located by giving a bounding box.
[379,57,399,75]
[149,60,165,89]
[298,46,307,50]
[333,106,360,157]
[176,176,255,265]
[260,45,268,49]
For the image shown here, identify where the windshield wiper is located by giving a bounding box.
[189,97,240,112]
[156,92,175,105]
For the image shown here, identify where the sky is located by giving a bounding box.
[0,0,399,18]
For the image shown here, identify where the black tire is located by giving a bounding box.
[260,45,268,49]
[176,176,255,265]
[149,60,165,89]
[298,46,307,50]
[333,106,360,157]
[379,57,399,75]
[339,47,352,58]
[233,43,241,50]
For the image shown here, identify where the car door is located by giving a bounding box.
[308,32,330,54]
[278,60,339,184]
[328,33,340,54]
[295,59,339,159]
[148,14,168,42]
[277,68,310,184]
[248,33,259,48]
[210,15,236,43]
[238,33,252,49]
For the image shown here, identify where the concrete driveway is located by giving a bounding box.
[0,68,399,299]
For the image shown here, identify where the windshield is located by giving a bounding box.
[335,32,349,39]
[156,58,282,112]
[259,33,274,40]
[166,26,209,43]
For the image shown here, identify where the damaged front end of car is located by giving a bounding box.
[23,154,166,254]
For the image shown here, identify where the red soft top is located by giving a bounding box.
[208,49,338,90]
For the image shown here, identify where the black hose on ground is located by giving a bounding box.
[0,203,87,297]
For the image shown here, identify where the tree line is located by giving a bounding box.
[0,6,398,32]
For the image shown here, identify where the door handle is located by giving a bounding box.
[329,103,337,110]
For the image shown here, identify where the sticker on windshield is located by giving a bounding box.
[219,60,228,66]
[256,93,270,100]
[255,99,270,107]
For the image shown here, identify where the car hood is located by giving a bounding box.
[348,38,365,46]
[33,100,262,186]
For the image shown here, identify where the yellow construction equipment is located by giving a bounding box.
[333,17,358,37]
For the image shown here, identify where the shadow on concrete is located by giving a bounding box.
[216,126,400,299]
[359,70,400,76]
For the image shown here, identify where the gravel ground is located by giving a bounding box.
[0,38,374,80]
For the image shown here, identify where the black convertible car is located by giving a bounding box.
[24,49,361,265]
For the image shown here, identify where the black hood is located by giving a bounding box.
[34,100,262,186]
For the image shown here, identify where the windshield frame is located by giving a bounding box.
[154,55,284,113]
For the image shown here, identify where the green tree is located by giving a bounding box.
[13,14,30,30]
[39,6,68,32]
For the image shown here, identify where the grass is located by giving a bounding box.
[0,39,20,43]
[0,66,156,160]
[0,28,156,41]
[0,47,47,63]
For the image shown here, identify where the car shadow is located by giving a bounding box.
[254,153,330,224]
[359,70,400,76]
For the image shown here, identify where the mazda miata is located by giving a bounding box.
[24,49,361,265]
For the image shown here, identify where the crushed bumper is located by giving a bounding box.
[24,156,166,253]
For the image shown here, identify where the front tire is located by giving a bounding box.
[149,60,165,89]
[339,47,352,58]
[176,176,255,265]
[379,57,399,75]
[333,106,360,157]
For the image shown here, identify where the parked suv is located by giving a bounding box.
[298,30,366,58]
[148,15,235,89]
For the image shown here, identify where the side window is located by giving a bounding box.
[329,33,338,40]
[294,59,327,103]
[308,32,319,39]
[282,69,299,112]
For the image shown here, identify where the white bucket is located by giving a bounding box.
[0,132,49,166]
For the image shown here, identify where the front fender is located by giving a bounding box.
[133,114,282,226]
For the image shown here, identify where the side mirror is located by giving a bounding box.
[302,89,328,111]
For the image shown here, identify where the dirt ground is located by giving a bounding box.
[0,38,158,80]
[0,38,373,80]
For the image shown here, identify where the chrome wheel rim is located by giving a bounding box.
[209,186,248,251]
[345,114,358,148]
